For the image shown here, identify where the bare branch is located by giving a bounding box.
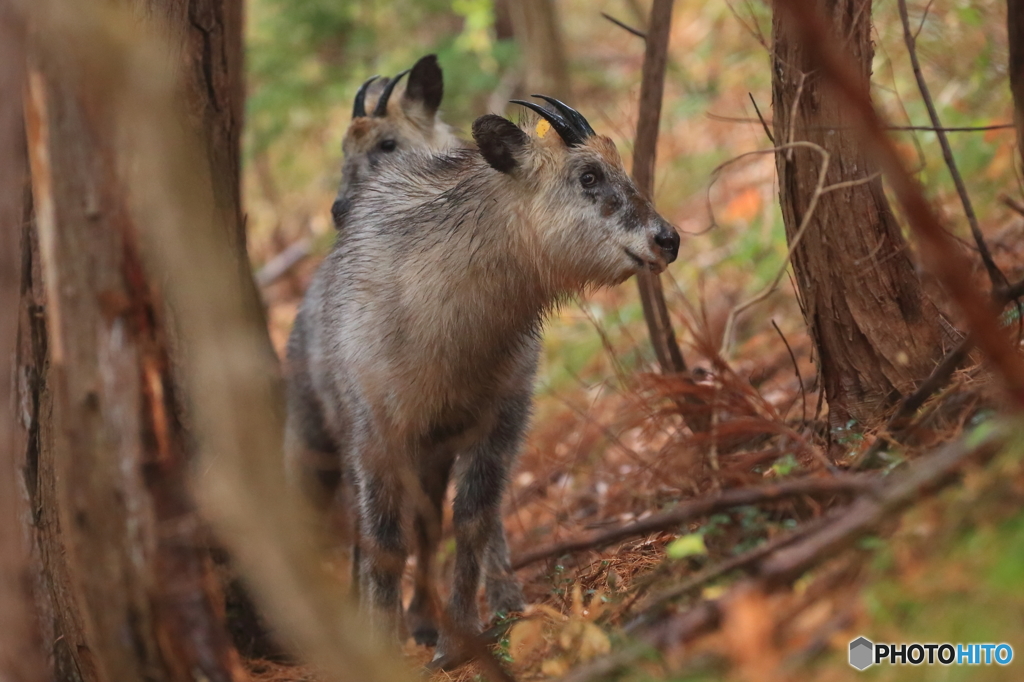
[897,0,1006,291]
[748,92,774,143]
[601,12,646,39]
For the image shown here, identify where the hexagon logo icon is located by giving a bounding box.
[849,637,874,670]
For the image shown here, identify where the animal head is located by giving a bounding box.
[472,96,680,288]
[335,54,458,226]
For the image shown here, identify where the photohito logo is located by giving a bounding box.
[849,637,1013,670]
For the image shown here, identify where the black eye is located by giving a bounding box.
[580,171,599,188]
[379,139,397,152]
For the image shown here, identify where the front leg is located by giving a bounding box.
[482,391,531,617]
[433,449,506,666]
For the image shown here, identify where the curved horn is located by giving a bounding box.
[531,95,596,138]
[509,99,585,147]
[373,69,410,117]
[352,75,380,118]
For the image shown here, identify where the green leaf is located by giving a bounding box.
[666,533,708,559]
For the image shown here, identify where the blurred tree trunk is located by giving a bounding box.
[12,0,266,679]
[504,0,571,99]
[1009,0,1024,168]
[772,0,946,428]
[1,6,47,682]
[141,0,278,658]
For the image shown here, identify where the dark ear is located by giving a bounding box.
[403,54,443,116]
[472,114,529,175]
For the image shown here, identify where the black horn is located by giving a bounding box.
[373,69,410,117]
[352,75,380,118]
[532,95,597,138]
[509,95,594,147]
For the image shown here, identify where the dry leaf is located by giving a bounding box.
[508,618,547,661]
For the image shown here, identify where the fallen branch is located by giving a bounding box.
[625,507,841,627]
[568,426,1005,681]
[759,427,1003,584]
[511,475,874,570]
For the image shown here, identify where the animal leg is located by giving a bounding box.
[356,465,409,642]
[433,451,507,665]
[483,523,525,617]
[406,458,453,647]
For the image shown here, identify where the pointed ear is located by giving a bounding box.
[402,54,443,116]
[472,115,529,175]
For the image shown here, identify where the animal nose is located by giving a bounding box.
[654,223,680,264]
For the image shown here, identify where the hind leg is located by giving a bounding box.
[483,523,525,617]
[406,457,453,646]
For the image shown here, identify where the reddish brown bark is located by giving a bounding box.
[12,0,259,679]
[0,6,47,681]
[772,0,946,427]
[21,46,247,680]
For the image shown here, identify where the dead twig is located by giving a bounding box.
[601,12,646,39]
[511,475,874,570]
[748,93,774,143]
[897,0,1006,291]
[772,319,806,423]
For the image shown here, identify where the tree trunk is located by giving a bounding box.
[506,0,571,100]
[12,1,260,679]
[772,0,946,428]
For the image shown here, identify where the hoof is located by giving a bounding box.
[411,624,439,648]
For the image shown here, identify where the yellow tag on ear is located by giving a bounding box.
[535,119,551,138]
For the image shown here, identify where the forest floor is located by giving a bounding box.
[241,236,1024,682]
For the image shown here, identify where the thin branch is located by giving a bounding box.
[706,112,1016,133]
[601,12,646,39]
[1000,193,1024,218]
[914,0,936,40]
[511,475,874,569]
[748,92,774,143]
[772,319,806,424]
[897,0,1006,291]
